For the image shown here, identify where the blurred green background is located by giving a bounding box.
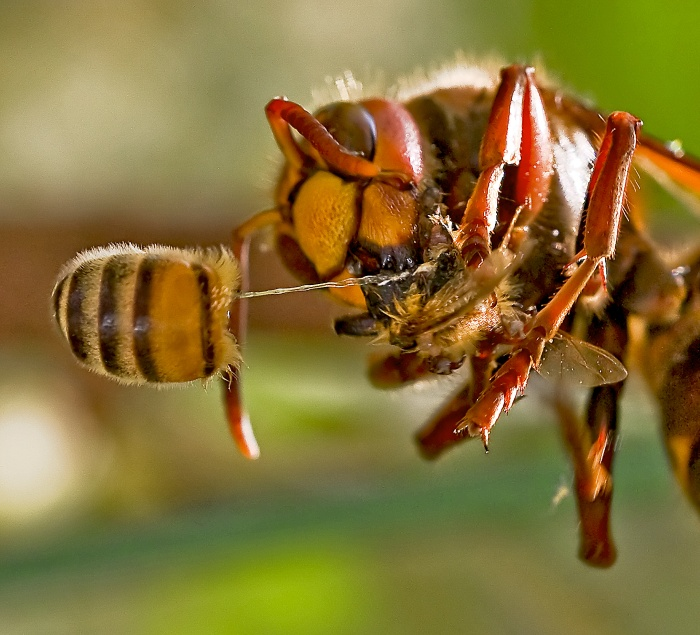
[1,1,700,633]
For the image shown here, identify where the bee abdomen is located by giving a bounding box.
[52,244,241,384]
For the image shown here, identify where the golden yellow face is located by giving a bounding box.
[291,171,360,279]
[52,244,240,385]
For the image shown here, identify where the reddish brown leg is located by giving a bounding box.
[223,209,282,459]
[367,350,433,389]
[554,300,627,567]
[366,349,491,457]
[575,304,627,566]
[581,385,620,566]
[554,381,622,567]
[416,353,493,458]
[454,66,554,266]
[365,347,496,458]
[457,111,641,447]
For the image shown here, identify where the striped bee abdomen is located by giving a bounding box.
[52,244,241,384]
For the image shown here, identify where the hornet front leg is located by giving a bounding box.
[457,111,641,448]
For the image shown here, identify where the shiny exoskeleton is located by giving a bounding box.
[53,61,700,568]
[227,63,700,567]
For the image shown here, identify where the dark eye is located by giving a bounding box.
[314,102,376,160]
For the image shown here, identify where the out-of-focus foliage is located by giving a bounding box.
[1,1,700,633]
[2,0,698,224]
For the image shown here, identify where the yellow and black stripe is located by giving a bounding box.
[52,244,240,385]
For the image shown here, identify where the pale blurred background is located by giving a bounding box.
[1,1,700,633]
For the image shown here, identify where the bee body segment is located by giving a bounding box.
[52,244,241,385]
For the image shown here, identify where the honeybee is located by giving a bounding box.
[53,61,700,568]
[52,244,241,384]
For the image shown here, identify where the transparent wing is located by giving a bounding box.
[539,332,628,388]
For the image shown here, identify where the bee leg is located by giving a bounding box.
[457,112,640,446]
[224,209,282,459]
[454,65,553,266]
[367,350,434,389]
[334,313,381,337]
